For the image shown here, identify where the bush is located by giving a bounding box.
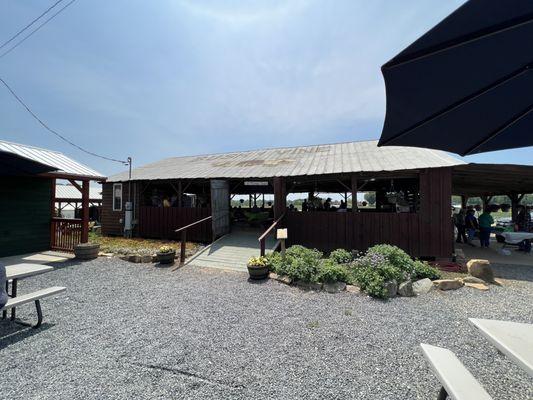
[412,260,441,280]
[367,244,414,275]
[351,266,387,298]
[329,249,353,264]
[318,260,349,283]
[265,245,323,283]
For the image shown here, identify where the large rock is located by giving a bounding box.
[434,279,464,291]
[462,276,487,284]
[309,282,323,291]
[323,282,346,293]
[464,282,489,291]
[466,259,495,283]
[345,284,361,294]
[398,280,415,297]
[384,280,398,298]
[412,278,433,295]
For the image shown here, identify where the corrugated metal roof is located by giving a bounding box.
[55,183,102,200]
[0,140,105,179]
[108,140,465,182]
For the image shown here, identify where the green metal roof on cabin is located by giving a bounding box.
[108,140,465,182]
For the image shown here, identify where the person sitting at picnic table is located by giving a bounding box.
[516,205,532,232]
[0,263,7,309]
[453,208,467,244]
[478,208,494,248]
[464,208,478,247]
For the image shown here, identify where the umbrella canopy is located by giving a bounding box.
[378,0,533,156]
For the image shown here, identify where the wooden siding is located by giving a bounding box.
[286,168,453,258]
[101,181,139,236]
[0,176,52,257]
[138,206,212,242]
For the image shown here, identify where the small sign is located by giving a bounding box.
[276,228,288,240]
[244,181,268,186]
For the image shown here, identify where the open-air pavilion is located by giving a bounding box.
[102,140,533,262]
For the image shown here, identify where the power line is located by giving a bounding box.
[0,0,65,51]
[0,76,129,165]
[0,0,78,59]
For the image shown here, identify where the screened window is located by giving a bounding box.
[113,183,122,211]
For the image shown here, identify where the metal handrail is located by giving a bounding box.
[174,215,212,265]
[258,213,285,256]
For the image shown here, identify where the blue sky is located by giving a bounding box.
[1,0,532,178]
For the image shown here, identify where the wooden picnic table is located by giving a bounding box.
[469,318,533,378]
[3,264,54,321]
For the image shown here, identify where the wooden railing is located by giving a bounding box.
[258,213,285,256]
[51,217,83,251]
[175,216,212,265]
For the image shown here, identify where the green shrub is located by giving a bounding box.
[367,244,414,275]
[412,260,441,280]
[266,245,323,282]
[318,260,349,283]
[351,266,387,298]
[329,249,353,264]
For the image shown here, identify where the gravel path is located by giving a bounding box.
[1,259,532,400]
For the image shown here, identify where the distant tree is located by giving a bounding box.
[364,192,376,205]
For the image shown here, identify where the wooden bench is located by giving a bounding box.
[420,344,493,400]
[0,287,66,328]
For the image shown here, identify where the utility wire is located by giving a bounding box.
[0,76,129,165]
[0,0,65,51]
[0,0,78,59]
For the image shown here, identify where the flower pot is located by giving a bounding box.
[157,251,176,264]
[247,264,269,280]
[74,243,100,260]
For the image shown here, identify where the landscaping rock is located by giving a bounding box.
[323,282,346,293]
[151,255,158,263]
[412,278,433,295]
[464,282,489,291]
[309,282,323,291]
[277,275,293,285]
[345,284,361,294]
[119,255,130,261]
[462,276,487,284]
[141,255,153,263]
[296,280,311,291]
[397,280,415,297]
[467,259,495,283]
[384,280,398,298]
[434,279,464,291]
[269,272,279,280]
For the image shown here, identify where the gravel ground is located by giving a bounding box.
[1,259,532,400]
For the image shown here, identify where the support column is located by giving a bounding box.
[50,178,56,248]
[351,175,358,212]
[273,177,287,219]
[81,180,90,243]
[178,180,183,208]
[460,195,468,211]
[510,193,525,224]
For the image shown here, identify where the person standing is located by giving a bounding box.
[454,209,467,243]
[478,208,494,248]
[464,208,478,246]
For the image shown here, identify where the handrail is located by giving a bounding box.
[258,213,285,256]
[174,215,212,266]
[175,216,212,233]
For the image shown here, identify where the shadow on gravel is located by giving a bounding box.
[246,278,269,285]
[492,263,533,283]
[0,321,53,350]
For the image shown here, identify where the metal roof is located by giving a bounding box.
[55,183,102,200]
[0,140,105,180]
[108,140,465,182]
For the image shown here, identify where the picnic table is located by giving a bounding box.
[3,264,54,321]
[469,318,533,378]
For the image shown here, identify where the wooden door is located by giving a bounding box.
[210,180,230,239]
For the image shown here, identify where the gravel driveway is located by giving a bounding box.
[1,258,532,400]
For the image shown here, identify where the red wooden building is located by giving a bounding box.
[102,140,533,260]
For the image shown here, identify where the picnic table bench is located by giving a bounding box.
[1,263,66,328]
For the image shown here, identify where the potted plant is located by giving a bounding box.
[247,256,269,280]
[156,245,176,264]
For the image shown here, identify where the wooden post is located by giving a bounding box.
[81,180,90,243]
[180,230,186,265]
[481,195,493,211]
[460,195,468,210]
[178,180,183,208]
[273,177,287,220]
[50,178,56,248]
[351,175,358,212]
[510,193,525,224]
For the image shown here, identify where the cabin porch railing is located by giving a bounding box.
[175,216,213,265]
[51,217,83,251]
[258,213,285,256]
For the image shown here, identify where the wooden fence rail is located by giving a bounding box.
[51,217,82,251]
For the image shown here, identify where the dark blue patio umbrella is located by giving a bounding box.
[378,0,533,156]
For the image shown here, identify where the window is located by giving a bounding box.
[113,183,122,211]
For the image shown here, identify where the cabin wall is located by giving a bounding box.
[0,176,52,256]
[101,181,139,236]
